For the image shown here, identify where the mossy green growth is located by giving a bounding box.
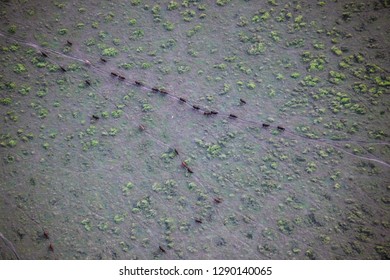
[300,75,320,87]
[277,219,294,234]
[111,110,123,118]
[0,97,12,105]
[102,47,118,57]
[374,76,390,87]
[163,20,175,31]
[308,58,326,71]
[216,0,231,6]
[142,103,153,112]
[122,182,134,196]
[13,63,27,74]
[247,42,266,55]
[247,81,256,89]
[57,28,68,35]
[81,219,92,231]
[331,45,342,56]
[8,25,17,34]
[114,214,125,224]
[207,144,221,157]
[167,1,179,10]
[290,72,301,79]
[328,71,346,84]
[305,162,317,173]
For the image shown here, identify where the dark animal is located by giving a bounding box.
[159,246,166,253]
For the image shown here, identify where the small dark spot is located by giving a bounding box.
[110,72,118,77]
[262,123,270,128]
[151,87,159,92]
[214,197,222,204]
[192,105,200,110]
[210,111,218,115]
[159,246,166,253]
[66,40,72,46]
[134,81,143,86]
[179,97,187,103]
[92,115,99,120]
[195,218,202,224]
[215,237,226,247]
[100,58,107,63]
[240,98,246,104]
[277,126,285,131]
[40,51,48,57]
[60,66,67,72]
[229,114,237,119]
[85,80,91,86]
[118,75,126,80]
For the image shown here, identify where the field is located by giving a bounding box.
[0,0,389,259]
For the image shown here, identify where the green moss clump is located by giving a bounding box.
[247,81,256,89]
[300,75,320,87]
[57,28,68,35]
[102,47,118,57]
[216,0,231,6]
[328,70,346,84]
[13,63,27,74]
[142,103,153,112]
[8,25,17,34]
[163,20,175,31]
[331,45,342,56]
[167,1,179,10]
[0,97,12,105]
[81,219,92,231]
[247,42,266,55]
[374,76,390,87]
[290,72,301,78]
[207,144,221,157]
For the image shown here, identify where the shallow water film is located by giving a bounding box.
[0,0,389,260]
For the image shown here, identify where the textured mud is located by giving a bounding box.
[0,0,389,259]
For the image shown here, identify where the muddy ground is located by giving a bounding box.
[0,0,389,259]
